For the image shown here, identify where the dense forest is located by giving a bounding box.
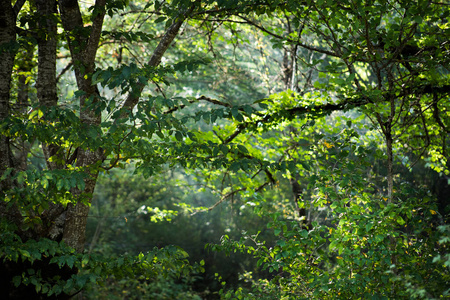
[1,0,449,299]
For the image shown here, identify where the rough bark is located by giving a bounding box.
[0,1,16,192]
[33,0,73,243]
[376,96,395,203]
[35,0,62,171]
[385,126,394,201]
[36,0,58,108]
[0,0,22,233]
[63,149,102,253]
[58,0,106,252]
[58,0,103,106]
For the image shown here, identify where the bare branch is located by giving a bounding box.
[56,61,73,83]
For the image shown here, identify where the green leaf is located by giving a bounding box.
[237,145,248,154]
[64,279,74,292]
[314,81,323,88]
[396,216,405,225]
[299,230,308,238]
[329,240,338,251]
[231,107,243,122]
[0,168,13,180]
[277,239,286,247]
[365,222,373,232]
[56,179,64,191]
[175,131,183,141]
[12,276,21,287]
[41,177,49,189]
[346,73,356,83]
[77,179,85,191]
[229,162,240,172]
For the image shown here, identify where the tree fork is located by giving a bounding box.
[58,0,107,252]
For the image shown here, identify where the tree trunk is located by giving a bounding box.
[15,45,34,172]
[33,0,74,243]
[58,0,106,252]
[290,174,310,229]
[386,127,394,202]
[0,0,21,232]
[36,0,63,171]
[0,1,16,193]
[57,0,192,252]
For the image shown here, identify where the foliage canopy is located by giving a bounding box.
[0,0,449,298]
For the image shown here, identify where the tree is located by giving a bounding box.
[0,0,206,297]
[203,0,450,298]
[1,0,449,298]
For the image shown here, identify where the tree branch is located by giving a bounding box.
[237,15,340,58]
[121,6,196,112]
[85,0,107,68]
